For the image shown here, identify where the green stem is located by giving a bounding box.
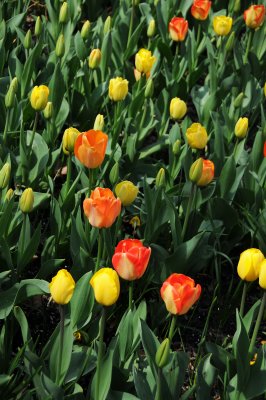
[95,230,102,272]
[3,109,10,145]
[57,305,65,385]
[112,102,121,150]
[155,367,162,400]
[233,138,239,158]
[65,154,72,196]
[126,1,135,49]
[181,183,195,241]
[244,30,253,65]
[196,22,201,46]
[168,314,176,345]
[96,307,106,400]
[240,281,248,318]
[113,212,122,246]
[249,291,266,356]
[28,113,38,158]
[88,169,94,196]
[128,281,134,311]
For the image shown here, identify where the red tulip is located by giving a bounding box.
[191,0,211,21]
[169,17,188,42]
[112,239,151,280]
[244,5,265,29]
[160,273,201,315]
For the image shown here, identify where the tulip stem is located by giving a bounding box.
[249,291,266,357]
[155,367,162,400]
[196,22,201,46]
[181,183,195,241]
[168,314,176,345]
[244,30,253,65]
[127,0,135,49]
[3,109,10,145]
[96,306,106,400]
[28,112,38,159]
[65,154,72,196]
[128,281,134,311]
[57,305,65,385]
[240,281,248,317]
[95,230,102,272]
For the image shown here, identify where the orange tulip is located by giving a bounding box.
[197,159,214,186]
[112,239,151,280]
[244,5,265,29]
[169,17,188,42]
[191,0,211,20]
[83,187,121,228]
[74,130,108,169]
[160,273,201,315]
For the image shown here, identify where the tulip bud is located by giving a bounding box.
[155,168,166,188]
[147,19,156,37]
[115,181,138,206]
[0,163,11,189]
[170,98,187,120]
[19,188,34,213]
[235,117,249,139]
[144,78,154,98]
[35,16,42,37]
[10,77,18,93]
[103,16,112,35]
[155,339,170,368]
[59,2,68,24]
[93,114,104,131]
[88,49,101,69]
[234,0,240,12]
[172,139,181,155]
[5,85,16,109]
[43,102,53,119]
[259,260,266,289]
[55,34,65,58]
[225,31,235,52]
[154,0,159,5]
[24,30,32,50]
[81,20,91,39]
[5,188,14,202]
[234,92,244,108]
[62,127,80,155]
[49,269,75,305]
[133,0,140,5]
[90,268,120,306]
[189,158,203,184]
[109,162,119,186]
[30,85,49,111]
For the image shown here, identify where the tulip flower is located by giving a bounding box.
[63,127,80,155]
[160,273,201,315]
[81,20,91,39]
[30,85,49,111]
[186,122,208,149]
[83,187,121,228]
[0,163,11,189]
[197,159,215,187]
[112,239,151,281]
[135,48,156,74]
[109,77,128,102]
[115,181,138,206]
[264,83,266,97]
[74,129,108,169]
[49,269,75,305]
[88,49,101,69]
[235,117,249,139]
[19,188,34,213]
[90,267,120,306]
[237,248,264,282]
[191,0,211,21]
[169,17,188,42]
[213,16,233,36]
[244,5,265,29]
[170,97,187,120]
[259,260,266,289]
[93,114,104,131]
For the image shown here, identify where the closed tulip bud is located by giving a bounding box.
[170,97,187,120]
[5,86,16,109]
[155,167,165,188]
[19,188,34,213]
[30,85,49,111]
[43,102,53,119]
[189,158,203,184]
[93,114,104,131]
[225,31,235,52]
[109,77,129,102]
[35,16,42,37]
[234,92,244,108]
[10,77,18,93]
[88,48,101,69]
[81,20,91,39]
[49,269,75,305]
[237,248,264,281]
[24,30,32,49]
[197,159,215,186]
[213,16,233,36]
[144,78,154,98]
[0,163,11,189]
[55,34,65,58]
[244,5,265,29]
[172,139,181,155]
[109,162,119,186]
[103,16,112,35]
[62,127,80,155]
[259,260,266,289]
[234,0,240,13]
[5,188,14,202]
[115,181,138,206]
[235,117,248,139]
[90,268,120,306]
[155,339,170,368]
[169,17,189,41]
[186,123,208,149]
[147,19,156,37]
[133,0,140,5]
[59,2,69,24]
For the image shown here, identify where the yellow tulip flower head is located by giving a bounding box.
[135,48,156,74]
[90,268,120,306]
[109,77,128,102]
[186,123,208,149]
[30,85,49,111]
[49,269,75,305]
[115,181,138,206]
[213,16,233,36]
[237,248,264,282]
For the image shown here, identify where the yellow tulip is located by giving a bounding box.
[49,269,75,305]
[186,123,208,149]
[30,85,49,111]
[264,83,266,97]
[235,117,249,139]
[62,127,80,155]
[259,260,266,289]
[237,248,264,282]
[170,98,187,120]
[115,180,138,206]
[213,16,233,36]
[90,268,120,306]
[109,77,128,102]
[88,49,101,69]
[0,163,11,189]
[135,48,156,74]
[19,188,34,213]
[93,114,104,131]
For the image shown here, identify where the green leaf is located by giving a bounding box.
[232,311,250,391]
[219,155,236,199]
[196,354,218,399]
[140,319,159,379]
[70,272,94,330]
